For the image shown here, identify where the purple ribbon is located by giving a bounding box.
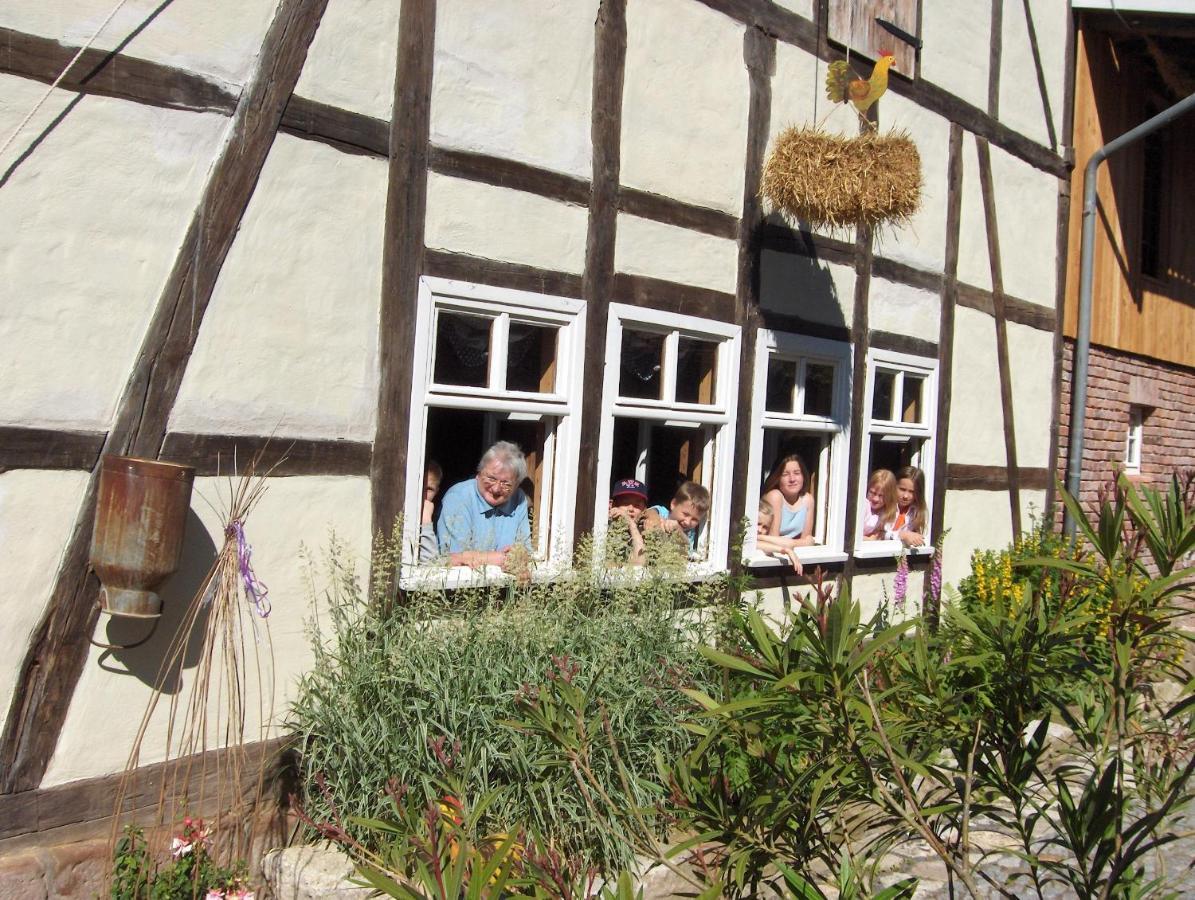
[229,520,270,618]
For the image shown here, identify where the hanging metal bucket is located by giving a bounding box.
[90,455,195,618]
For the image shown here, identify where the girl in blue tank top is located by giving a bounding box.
[761,454,816,545]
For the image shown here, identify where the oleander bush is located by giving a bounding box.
[289,532,730,870]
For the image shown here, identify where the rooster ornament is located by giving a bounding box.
[825,52,897,126]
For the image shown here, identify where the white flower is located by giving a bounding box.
[170,837,193,858]
[204,892,225,900]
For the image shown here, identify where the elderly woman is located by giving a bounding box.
[435,441,532,567]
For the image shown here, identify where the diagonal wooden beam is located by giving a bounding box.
[573,0,628,543]
[975,136,1023,538]
[369,0,436,542]
[0,0,330,794]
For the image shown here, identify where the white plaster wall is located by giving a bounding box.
[0,0,278,89]
[948,306,1006,466]
[772,0,814,19]
[990,144,1059,305]
[868,278,941,341]
[614,214,738,295]
[760,250,855,329]
[1007,322,1056,470]
[43,475,371,786]
[292,0,399,120]
[0,79,227,431]
[939,488,1046,588]
[877,91,950,275]
[998,0,1068,151]
[851,569,925,624]
[423,172,589,274]
[0,471,90,723]
[430,0,597,179]
[920,0,991,113]
[169,134,384,441]
[621,0,748,215]
[957,133,993,293]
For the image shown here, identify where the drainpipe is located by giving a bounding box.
[1063,90,1195,537]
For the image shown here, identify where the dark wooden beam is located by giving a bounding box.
[871,255,945,295]
[0,27,239,115]
[947,463,1051,491]
[927,123,965,625]
[0,737,292,843]
[423,250,585,299]
[617,187,739,239]
[758,222,855,268]
[280,95,388,157]
[160,433,372,477]
[369,0,436,542]
[988,0,1004,118]
[573,0,628,544]
[976,137,1023,537]
[0,427,105,473]
[611,273,736,324]
[429,146,591,207]
[0,0,330,795]
[727,26,776,571]
[869,330,938,359]
[842,224,873,576]
[957,282,1055,331]
[693,0,1067,179]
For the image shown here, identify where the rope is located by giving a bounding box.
[0,0,133,162]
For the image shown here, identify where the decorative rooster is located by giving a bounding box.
[825,52,897,122]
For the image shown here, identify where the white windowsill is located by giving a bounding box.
[852,542,935,560]
[744,549,849,569]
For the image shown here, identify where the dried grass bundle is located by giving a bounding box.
[761,126,922,231]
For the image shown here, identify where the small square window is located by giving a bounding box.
[766,358,797,413]
[1124,406,1144,474]
[434,312,492,387]
[804,363,835,418]
[872,369,897,421]
[619,329,665,400]
[506,322,558,394]
[676,337,718,405]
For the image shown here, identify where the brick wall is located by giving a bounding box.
[1058,339,1195,516]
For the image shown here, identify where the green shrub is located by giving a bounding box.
[288,536,727,870]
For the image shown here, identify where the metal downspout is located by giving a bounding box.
[1063,90,1195,536]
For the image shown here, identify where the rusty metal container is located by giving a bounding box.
[90,455,195,618]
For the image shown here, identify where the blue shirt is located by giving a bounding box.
[436,478,531,555]
[648,504,698,551]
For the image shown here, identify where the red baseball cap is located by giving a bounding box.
[610,478,648,502]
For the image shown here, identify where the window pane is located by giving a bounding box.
[619,330,665,400]
[872,370,896,421]
[901,375,925,424]
[804,363,835,417]
[766,358,797,413]
[434,312,491,387]
[506,322,558,393]
[676,338,718,404]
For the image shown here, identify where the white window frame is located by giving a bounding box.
[1124,405,1144,474]
[744,331,853,568]
[402,277,586,576]
[593,304,740,574]
[854,347,938,558]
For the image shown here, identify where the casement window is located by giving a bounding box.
[594,305,740,571]
[403,277,585,570]
[744,331,852,567]
[1124,405,1144,474]
[855,347,937,556]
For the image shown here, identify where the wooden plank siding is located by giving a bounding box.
[1064,20,1195,367]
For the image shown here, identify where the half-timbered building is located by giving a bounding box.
[0,0,1070,866]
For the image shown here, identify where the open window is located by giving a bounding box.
[595,305,740,570]
[1124,405,1145,474]
[856,347,937,557]
[744,331,852,567]
[403,277,585,571]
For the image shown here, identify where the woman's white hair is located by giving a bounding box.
[477,441,527,485]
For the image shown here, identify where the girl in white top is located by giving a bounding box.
[861,469,899,540]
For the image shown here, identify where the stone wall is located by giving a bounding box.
[1057,338,1195,514]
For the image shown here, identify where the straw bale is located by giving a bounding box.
[761,126,922,231]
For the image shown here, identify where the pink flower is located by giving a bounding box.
[171,837,193,859]
[893,554,909,614]
[205,892,225,900]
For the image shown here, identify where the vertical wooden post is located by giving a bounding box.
[726,26,776,573]
[926,123,965,625]
[370,0,437,543]
[976,137,1023,538]
[0,0,330,793]
[987,0,1004,119]
[573,0,627,545]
